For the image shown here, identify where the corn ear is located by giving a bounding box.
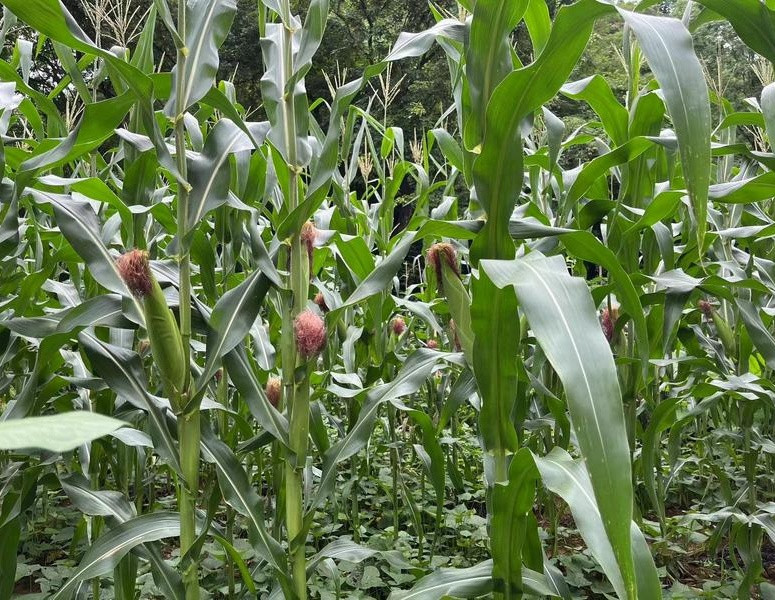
[712,311,737,359]
[144,277,187,405]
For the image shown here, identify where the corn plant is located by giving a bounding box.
[2,0,775,598]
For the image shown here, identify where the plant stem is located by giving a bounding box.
[350,453,360,542]
[179,410,201,600]
[278,2,310,595]
[388,403,399,542]
[174,1,198,597]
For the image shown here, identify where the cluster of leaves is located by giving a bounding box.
[2,0,775,599]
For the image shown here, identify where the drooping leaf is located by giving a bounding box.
[51,513,182,600]
[79,332,181,473]
[0,412,127,453]
[618,9,711,251]
[482,252,638,599]
[535,448,661,600]
[165,0,237,115]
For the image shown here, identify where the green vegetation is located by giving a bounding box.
[1,1,775,599]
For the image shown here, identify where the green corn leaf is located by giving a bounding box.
[0,520,20,600]
[482,252,638,600]
[491,448,540,596]
[523,0,551,54]
[50,512,182,600]
[200,429,288,579]
[30,191,145,322]
[223,347,290,447]
[334,232,416,311]
[471,271,519,456]
[642,399,681,525]
[0,412,127,452]
[561,76,630,147]
[165,0,237,115]
[385,19,466,62]
[618,9,711,252]
[197,269,272,395]
[60,474,185,600]
[440,260,474,361]
[2,0,182,181]
[692,0,775,63]
[737,300,775,369]
[79,332,182,473]
[464,0,529,149]
[387,559,558,600]
[185,118,253,234]
[535,448,661,600]
[307,349,463,520]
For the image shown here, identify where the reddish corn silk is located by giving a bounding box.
[117,249,153,298]
[294,310,327,359]
[300,221,317,264]
[313,291,329,312]
[601,307,619,343]
[391,316,406,335]
[426,339,439,350]
[698,299,713,319]
[214,369,223,383]
[426,242,459,278]
[265,377,282,408]
[136,339,151,356]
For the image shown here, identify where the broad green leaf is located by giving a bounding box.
[491,448,540,596]
[523,0,551,54]
[559,231,649,375]
[388,559,557,600]
[535,448,661,600]
[472,0,615,262]
[165,0,237,115]
[0,520,20,600]
[429,128,464,172]
[30,191,144,322]
[335,232,415,311]
[618,9,710,250]
[482,252,637,600]
[392,399,446,525]
[0,412,127,452]
[464,0,529,148]
[223,347,289,446]
[642,399,680,525]
[60,473,135,520]
[56,294,128,333]
[197,269,272,395]
[185,118,252,233]
[441,261,475,361]
[79,332,181,473]
[307,349,463,519]
[471,271,519,456]
[3,0,182,180]
[761,82,775,150]
[51,513,181,600]
[562,75,628,147]
[60,474,185,600]
[291,0,329,83]
[708,171,775,203]
[19,93,134,176]
[564,137,655,210]
[385,19,466,62]
[200,429,288,578]
[260,22,311,166]
[737,300,775,370]
[692,0,775,63]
